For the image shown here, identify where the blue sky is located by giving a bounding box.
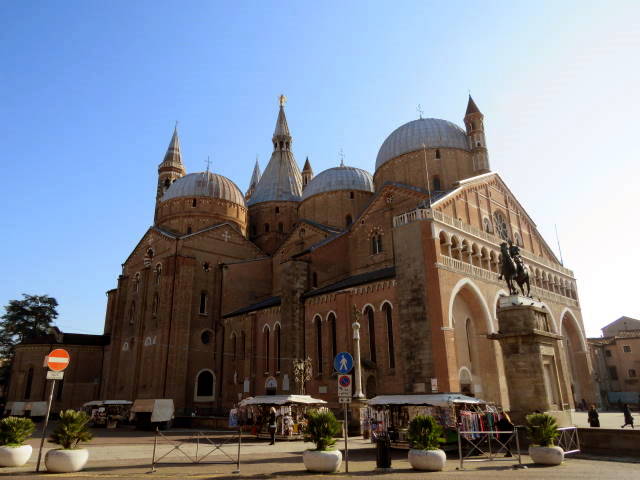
[1,1,638,337]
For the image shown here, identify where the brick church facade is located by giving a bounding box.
[7,95,596,415]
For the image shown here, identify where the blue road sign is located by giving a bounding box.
[334,352,354,374]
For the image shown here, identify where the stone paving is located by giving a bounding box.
[1,429,638,480]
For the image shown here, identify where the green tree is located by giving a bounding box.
[0,294,58,386]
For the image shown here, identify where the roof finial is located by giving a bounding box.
[205,156,211,173]
[339,148,345,167]
[417,104,424,120]
[279,94,287,107]
[174,120,179,131]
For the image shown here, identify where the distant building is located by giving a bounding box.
[588,317,640,408]
[6,95,595,416]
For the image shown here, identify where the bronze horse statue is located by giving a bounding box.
[499,241,531,296]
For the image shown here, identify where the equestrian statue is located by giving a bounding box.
[499,240,531,296]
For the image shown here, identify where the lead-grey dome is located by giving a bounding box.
[375,118,470,170]
[301,165,374,201]
[161,172,246,206]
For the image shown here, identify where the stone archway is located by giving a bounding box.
[560,309,593,407]
[450,280,505,405]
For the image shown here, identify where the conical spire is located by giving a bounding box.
[302,156,313,174]
[250,158,261,187]
[465,95,481,116]
[248,98,303,205]
[273,94,291,141]
[160,125,184,169]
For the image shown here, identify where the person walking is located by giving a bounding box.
[496,413,515,457]
[621,404,634,429]
[268,407,278,444]
[587,404,600,427]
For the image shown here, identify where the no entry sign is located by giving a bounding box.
[46,349,70,372]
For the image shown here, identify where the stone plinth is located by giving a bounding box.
[489,295,567,424]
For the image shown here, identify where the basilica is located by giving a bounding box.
[6,95,596,416]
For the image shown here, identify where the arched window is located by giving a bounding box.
[164,178,171,189]
[371,234,383,254]
[435,149,441,159]
[315,316,323,374]
[366,306,377,363]
[275,324,281,372]
[483,217,492,234]
[196,370,214,398]
[275,206,280,214]
[433,176,441,191]
[199,292,208,315]
[278,222,284,232]
[201,330,212,344]
[129,302,136,325]
[328,313,337,360]
[231,333,237,361]
[312,272,318,288]
[241,331,246,359]
[152,293,159,316]
[187,226,192,234]
[383,303,395,369]
[264,223,270,233]
[192,198,197,207]
[263,326,270,373]
[349,191,354,199]
[514,231,523,247]
[345,214,353,227]
[154,263,162,285]
[133,273,140,293]
[24,366,34,399]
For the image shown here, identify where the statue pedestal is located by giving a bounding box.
[489,295,568,425]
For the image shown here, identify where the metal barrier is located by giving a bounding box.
[557,426,580,454]
[457,426,523,470]
[150,428,241,473]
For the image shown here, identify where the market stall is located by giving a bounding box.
[363,394,504,449]
[83,400,133,428]
[236,395,327,440]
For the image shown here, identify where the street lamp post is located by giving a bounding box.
[352,306,365,399]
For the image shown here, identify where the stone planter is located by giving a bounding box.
[528,446,564,465]
[302,449,342,472]
[408,448,446,471]
[0,445,32,467]
[45,448,89,473]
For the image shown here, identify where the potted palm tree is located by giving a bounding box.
[525,413,563,465]
[301,409,343,472]
[0,416,35,467]
[45,410,93,472]
[406,415,446,471]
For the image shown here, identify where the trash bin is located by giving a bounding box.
[375,432,392,468]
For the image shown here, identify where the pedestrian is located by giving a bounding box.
[587,404,600,427]
[496,413,515,457]
[580,398,587,411]
[621,404,634,429]
[268,407,277,444]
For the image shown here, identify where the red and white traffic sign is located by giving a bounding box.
[46,349,70,372]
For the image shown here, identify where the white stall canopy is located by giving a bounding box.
[366,394,486,407]
[239,395,327,407]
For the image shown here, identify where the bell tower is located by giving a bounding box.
[301,156,313,189]
[464,95,490,174]
[155,126,186,223]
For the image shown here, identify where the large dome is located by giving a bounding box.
[375,118,470,170]
[301,165,374,201]
[161,172,246,206]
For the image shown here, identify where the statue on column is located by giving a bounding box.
[499,240,531,297]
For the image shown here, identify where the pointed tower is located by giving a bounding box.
[464,95,490,174]
[245,158,262,201]
[247,95,303,254]
[301,156,313,189]
[155,126,186,222]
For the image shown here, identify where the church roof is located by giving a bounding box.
[302,266,395,299]
[161,171,246,206]
[301,165,374,201]
[465,95,481,116]
[375,118,470,171]
[223,296,281,318]
[159,126,184,171]
[249,159,261,188]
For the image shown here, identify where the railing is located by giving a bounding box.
[394,207,575,278]
[456,426,523,470]
[150,428,241,473]
[557,426,580,455]
[437,256,579,308]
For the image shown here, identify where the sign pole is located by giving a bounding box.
[343,402,349,473]
[35,378,56,472]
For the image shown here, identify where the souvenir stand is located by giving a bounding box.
[364,394,503,449]
[83,400,133,428]
[237,395,327,440]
